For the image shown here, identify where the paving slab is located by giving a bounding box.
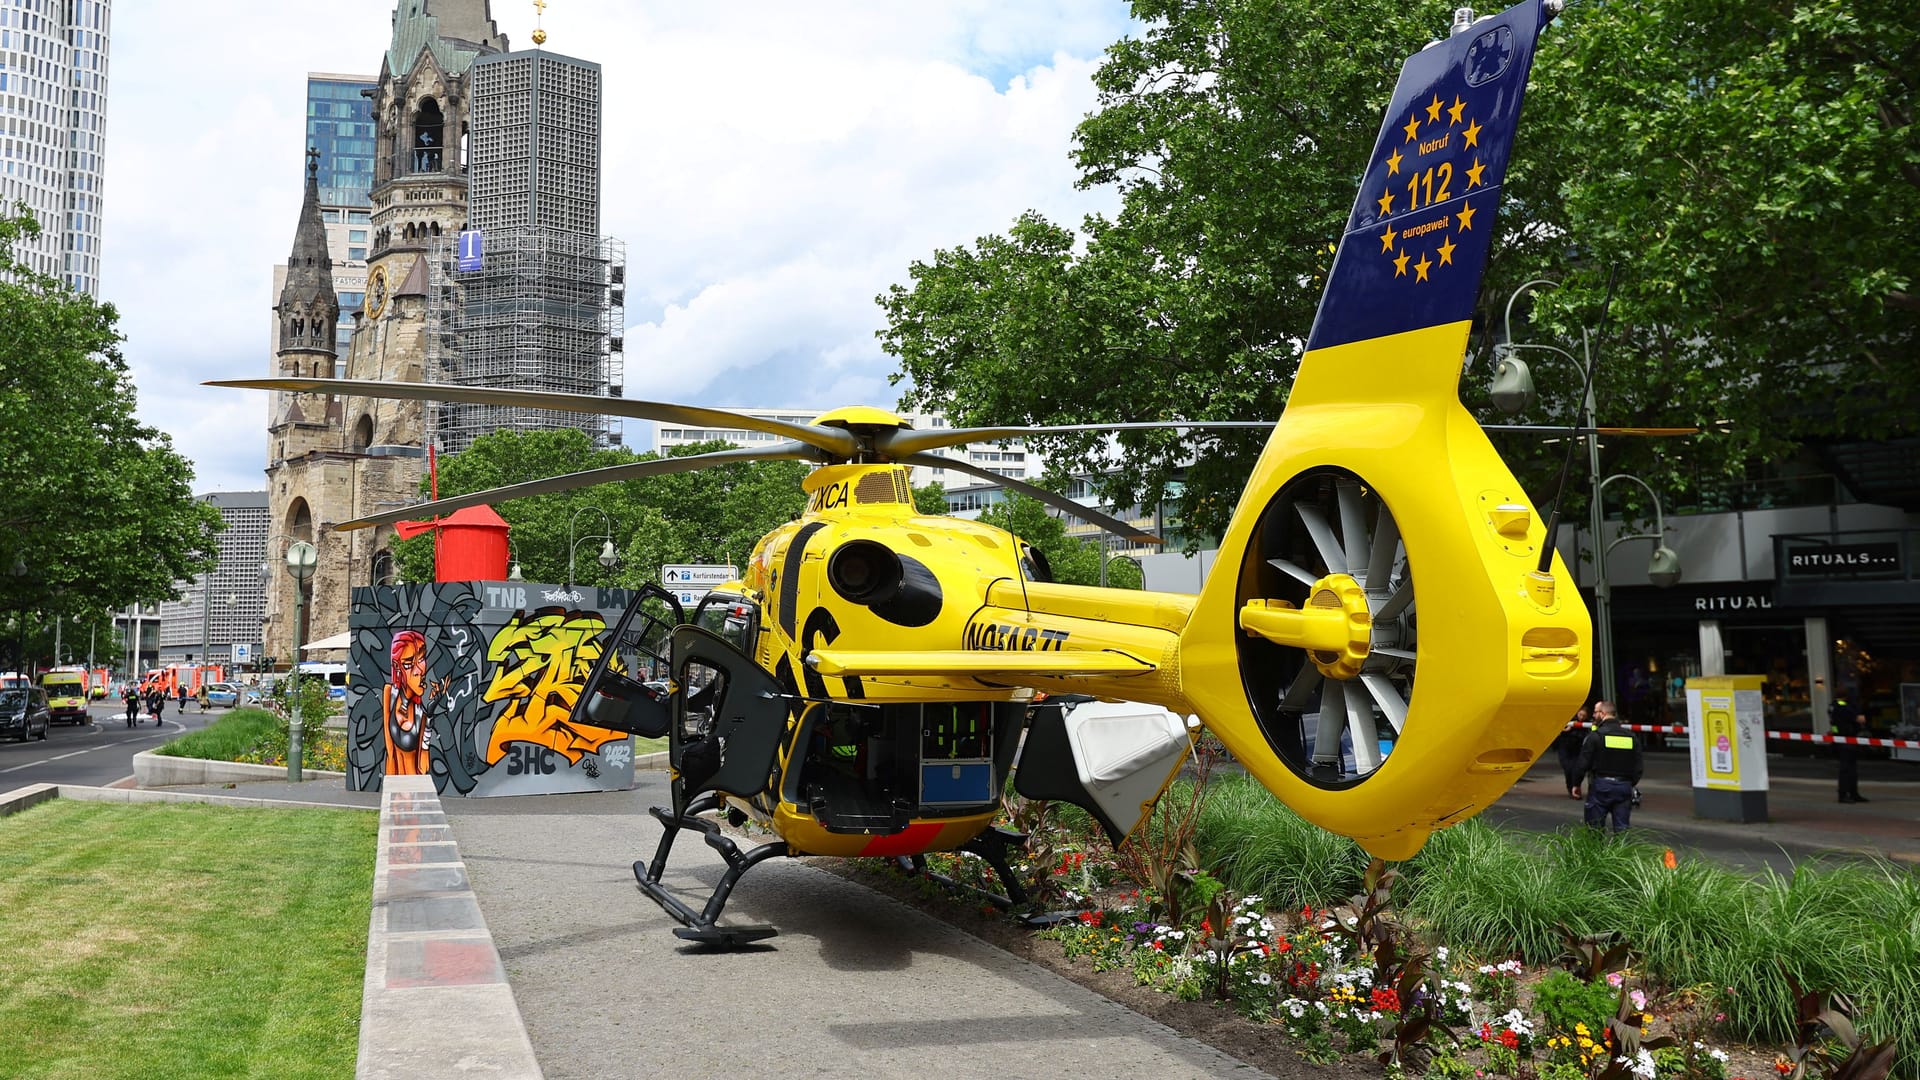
[445,776,1272,1080]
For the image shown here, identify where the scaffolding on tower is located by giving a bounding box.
[424,227,626,453]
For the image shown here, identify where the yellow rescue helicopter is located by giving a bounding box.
[219,0,1593,946]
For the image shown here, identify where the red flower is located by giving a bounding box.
[1370,987,1401,1014]
[1150,940,1164,951]
[1201,919,1213,934]
[1276,939,1293,954]
[1499,1029,1519,1049]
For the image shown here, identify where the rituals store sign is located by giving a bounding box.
[1781,541,1902,580]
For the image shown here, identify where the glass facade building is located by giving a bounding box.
[306,74,374,208]
[299,73,375,360]
[0,0,111,295]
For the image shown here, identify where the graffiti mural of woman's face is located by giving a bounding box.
[394,640,428,702]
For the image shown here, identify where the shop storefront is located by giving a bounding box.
[1603,528,1920,743]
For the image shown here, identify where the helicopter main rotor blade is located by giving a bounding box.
[207,377,863,458]
[332,441,830,532]
[901,453,1162,545]
[883,421,1271,458]
[1481,424,1701,436]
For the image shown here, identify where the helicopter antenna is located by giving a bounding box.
[1534,264,1619,575]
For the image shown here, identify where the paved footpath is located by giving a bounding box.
[443,774,1272,1080]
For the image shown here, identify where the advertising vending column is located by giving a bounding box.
[1686,674,1769,822]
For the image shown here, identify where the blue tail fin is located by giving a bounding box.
[1306,0,1555,353]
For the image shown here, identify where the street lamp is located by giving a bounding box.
[1489,278,1682,703]
[284,540,318,782]
[1591,474,1682,703]
[567,505,615,586]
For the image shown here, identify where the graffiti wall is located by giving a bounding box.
[346,581,640,796]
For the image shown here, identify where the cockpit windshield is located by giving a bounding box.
[693,593,758,653]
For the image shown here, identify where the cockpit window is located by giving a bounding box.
[693,593,758,652]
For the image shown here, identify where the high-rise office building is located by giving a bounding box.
[157,492,269,665]
[269,72,376,370]
[307,72,376,353]
[0,0,110,295]
[427,46,623,453]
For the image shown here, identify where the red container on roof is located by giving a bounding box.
[394,505,510,582]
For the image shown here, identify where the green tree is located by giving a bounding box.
[392,430,809,586]
[0,208,220,667]
[912,481,949,517]
[978,493,1144,589]
[1493,0,1920,504]
[880,0,1920,539]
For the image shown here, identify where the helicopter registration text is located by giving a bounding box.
[963,623,1069,652]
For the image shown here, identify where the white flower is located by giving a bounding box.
[1619,1050,1656,1079]
[1436,945,1450,963]
[1206,949,1218,962]
[1257,972,1272,985]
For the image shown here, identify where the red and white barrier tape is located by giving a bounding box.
[1573,722,1920,749]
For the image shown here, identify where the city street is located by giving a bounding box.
[0,700,221,789]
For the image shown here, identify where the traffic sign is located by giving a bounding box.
[661,564,736,587]
[232,643,252,664]
[660,564,737,606]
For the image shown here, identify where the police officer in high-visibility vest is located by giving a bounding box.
[1830,690,1869,804]
[1573,700,1643,830]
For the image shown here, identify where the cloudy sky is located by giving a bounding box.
[103,0,1135,494]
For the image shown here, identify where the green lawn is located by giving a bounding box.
[0,800,376,1079]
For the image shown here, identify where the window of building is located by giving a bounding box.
[348,229,367,242]
[348,247,366,260]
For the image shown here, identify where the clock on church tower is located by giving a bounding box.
[365,263,391,320]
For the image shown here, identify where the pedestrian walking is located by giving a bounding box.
[1831,689,1869,804]
[1555,704,1591,798]
[1574,700,1642,831]
[123,685,139,728]
[146,688,164,726]
[176,683,187,713]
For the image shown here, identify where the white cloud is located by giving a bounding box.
[103,1,1131,493]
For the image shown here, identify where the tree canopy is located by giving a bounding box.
[391,429,811,586]
[880,0,1919,538]
[0,208,221,665]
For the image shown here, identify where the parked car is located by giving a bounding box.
[0,688,51,742]
[202,683,246,709]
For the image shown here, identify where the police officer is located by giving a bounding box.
[1574,700,1642,831]
[1830,689,1869,804]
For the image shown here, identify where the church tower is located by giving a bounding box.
[269,150,342,452]
[262,1,508,665]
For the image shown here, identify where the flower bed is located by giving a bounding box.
[887,768,1906,1080]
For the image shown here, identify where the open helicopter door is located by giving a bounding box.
[668,624,789,818]
[1015,699,1195,846]
[577,585,684,739]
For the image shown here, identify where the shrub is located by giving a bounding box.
[1529,969,1619,1038]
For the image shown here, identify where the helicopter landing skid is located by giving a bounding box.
[892,825,1032,913]
[635,794,786,948]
